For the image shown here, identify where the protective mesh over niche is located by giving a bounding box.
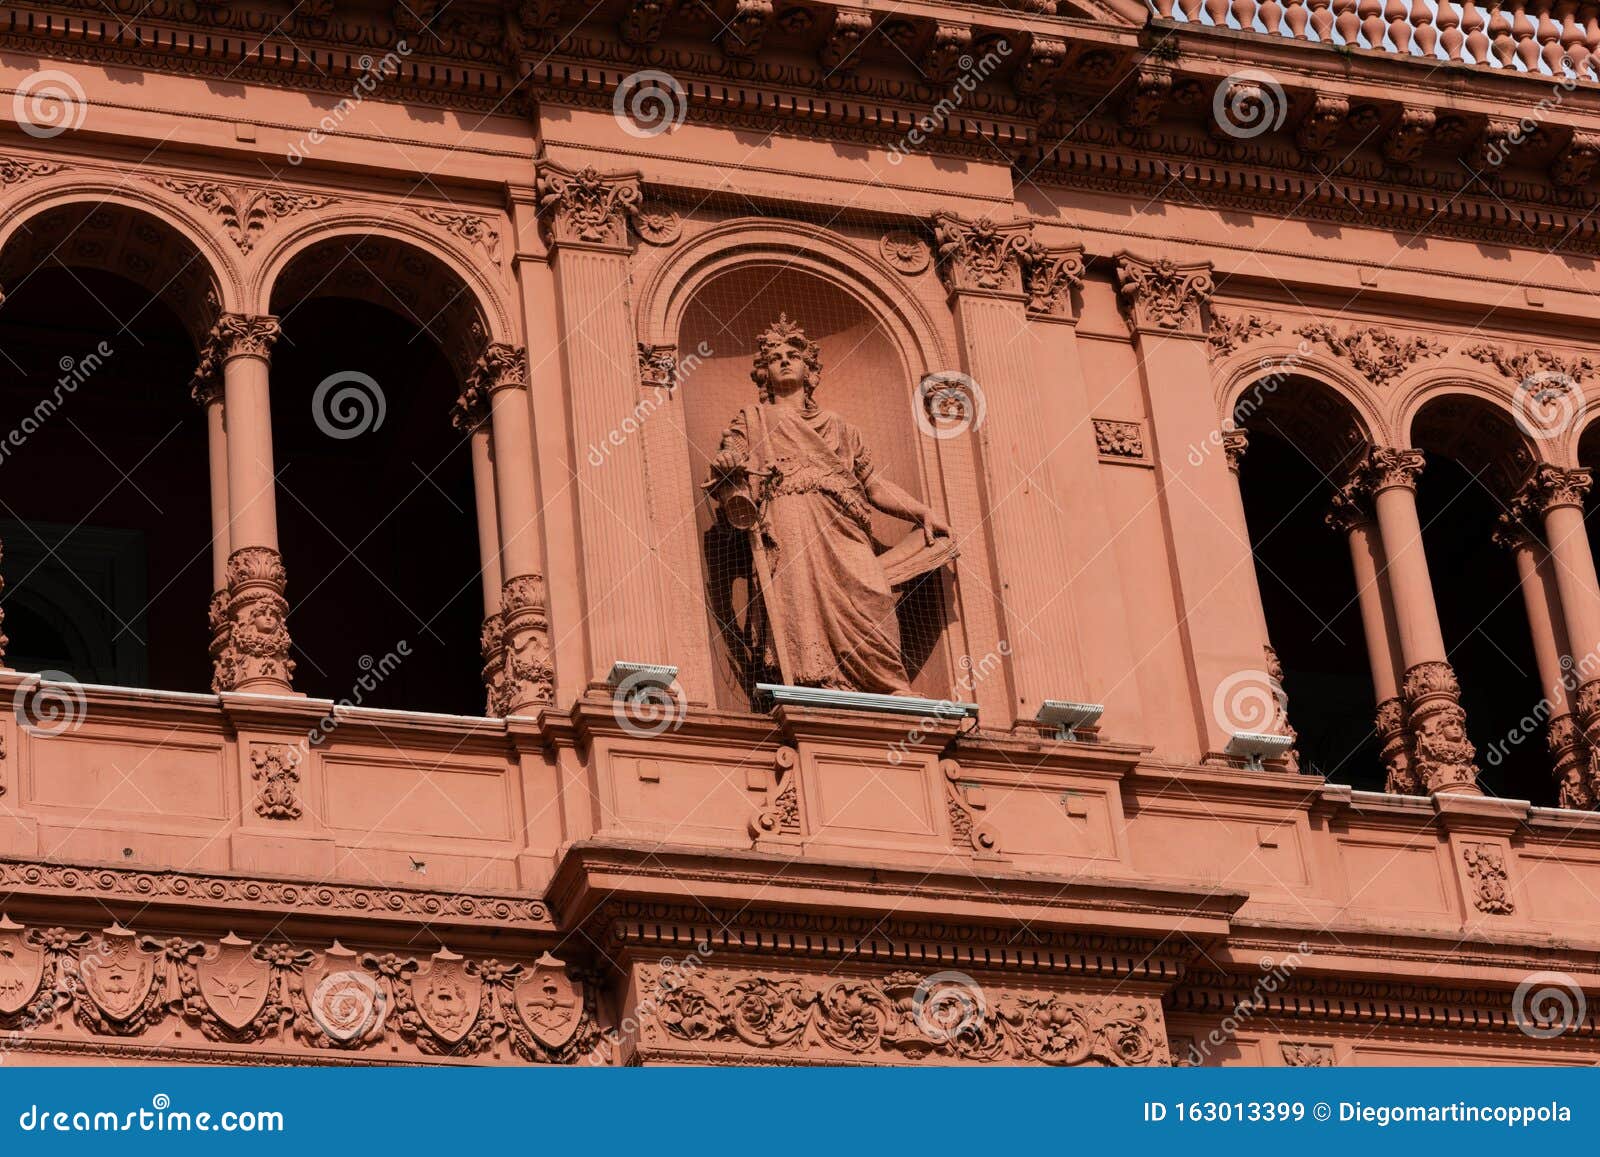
[678,264,951,711]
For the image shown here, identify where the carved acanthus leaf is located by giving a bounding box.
[149,178,330,252]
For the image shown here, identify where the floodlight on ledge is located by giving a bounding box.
[1224,730,1296,772]
[606,662,679,690]
[1035,700,1105,742]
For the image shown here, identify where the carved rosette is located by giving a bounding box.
[1115,254,1214,334]
[1374,696,1421,795]
[499,574,553,714]
[219,547,294,692]
[932,213,1034,296]
[635,963,1169,1065]
[1461,843,1514,914]
[1400,661,1479,794]
[535,160,680,248]
[212,313,282,362]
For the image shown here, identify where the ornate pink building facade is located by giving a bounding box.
[0,0,1596,1066]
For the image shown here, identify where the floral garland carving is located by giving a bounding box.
[1294,322,1445,386]
[1462,343,1597,385]
[411,207,503,265]
[0,155,62,185]
[640,965,1168,1066]
[148,177,330,252]
[1207,311,1281,358]
[0,916,599,1063]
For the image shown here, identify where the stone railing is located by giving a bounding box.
[1151,0,1600,81]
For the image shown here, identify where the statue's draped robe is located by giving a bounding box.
[718,403,910,694]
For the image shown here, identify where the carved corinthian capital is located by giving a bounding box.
[1023,244,1085,319]
[932,213,1034,296]
[1361,446,1425,492]
[218,547,295,693]
[1114,254,1214,334]
[535,160,680,248]
[212,313,281,362]
[1516,464,1593,513]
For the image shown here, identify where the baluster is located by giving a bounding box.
[1439,0,1465,57]
[1261,0,1285,31]
[1232,0,1260,29]
[1582,1,1600,76]
[1152,0,1176,16]
[1559,1,1587,73]
[1306,0,1334,36]
[1334,0,1363,40]
[1360,0,1388,44]
[1413,0,1441,53]
[1489,2,1518,65]
[1387,0,1413,49]
[1514,3,1542,67]
[1538,4,1565,69]
[1178,0,1205,18]
[1205,0,1231,25]
[1463,0,1491,59]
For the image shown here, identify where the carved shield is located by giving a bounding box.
[515,953,583,1050]
[414,950,481,1045]
[79,928,154,1022]
[0,917,44,1016]
[305,948,386,1044]
[196,933,272,1032]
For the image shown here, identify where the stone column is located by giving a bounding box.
[1361,447,1479,794]
[1492,498,1588,807]
[536,160,676,684]
[1326,474,1415,794]
[452,378,506,716]
[1518,465,1600,804]
[932,214,1089,722]
[189,335,232,691]
[214,313,294,695]
[1116,253,1274,760]
[472,342,553,716]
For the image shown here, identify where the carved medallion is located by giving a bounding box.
[879,230,931,275]
[515,953,583,1049]
[196,932,272,1032]
[79,926,155,1022]
[0,915,44,1016]
[414,949,482,1045]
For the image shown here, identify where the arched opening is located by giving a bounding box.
[676,265,952,709]
[1234,376,1382,787]
[1411,395,1545,801]
[266,235,487,716]
[0,202,217,690]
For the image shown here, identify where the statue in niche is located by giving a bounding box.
[705,315,956,695]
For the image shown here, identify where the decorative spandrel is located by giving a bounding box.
[703,316,955,697]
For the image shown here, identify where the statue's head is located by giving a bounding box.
[750,314,821,407]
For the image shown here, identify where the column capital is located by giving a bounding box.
[189,340,223,407]
[1362,446,1426,493]
[1221,427,1248,474]
[535,159,680,250]
[932,212,1034,298]
[1490,509,1540,553]
[212,313,281,363]
[474,342,530,395]
[1516,464,1593,514]
[1022,244,1085,321]
[1325,471,1376,533]
[1114,253,1214,335]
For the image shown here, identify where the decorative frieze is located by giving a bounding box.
[634,962,1170,1066]
[1462,343,1597,385]
[250,744,303,821]
[1114,254,1214,334]
[1294,322,1445,386]
[149,177,330,252]
[535,161,680,248]
[1207,311,1282,359]
[0,916,598,1063]
[1461,843,1514,915]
